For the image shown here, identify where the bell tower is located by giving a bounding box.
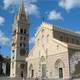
[10,0,29,78]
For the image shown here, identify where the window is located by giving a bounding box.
[20,36,23,40]
[60,36,63,41]
[59,68,63,78]
[20,48,26,56]
[20,43,22,47]
[12,56,14,59]
[24,37,26,40]
[72,38,74,43]
[76,40,79,44]
[20,29,23,34]
[24,29,26,34]
[66,37,69,42]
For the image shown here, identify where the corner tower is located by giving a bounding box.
[10,0,29,78]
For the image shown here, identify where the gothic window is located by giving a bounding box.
[20,43,22,47]
[59,68,63,78]
[20,29,23,34]
[20,48,26,56]
[24,29,26,34]
[60,36,63,41]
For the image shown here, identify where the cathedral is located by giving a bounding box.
[10,0,80,80]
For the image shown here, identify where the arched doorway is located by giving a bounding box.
[55,59,65,79]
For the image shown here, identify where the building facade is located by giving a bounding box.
[10,0,80,79]
[26,23,80,79]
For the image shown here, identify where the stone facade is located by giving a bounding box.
[26,23,80,79]
[10,0,80,79]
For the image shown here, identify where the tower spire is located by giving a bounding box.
[19,0,25,14]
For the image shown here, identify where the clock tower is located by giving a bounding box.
[10,0,29,78]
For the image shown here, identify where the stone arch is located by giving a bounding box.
[55,59,65,68]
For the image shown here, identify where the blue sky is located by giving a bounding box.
[0,0,80,57]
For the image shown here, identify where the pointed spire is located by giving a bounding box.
[19,0,25,14]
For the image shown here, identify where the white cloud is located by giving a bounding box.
[0,16,5,26]
[29,36,35,44]
[48,10,63,20]
[75,31,80,34]
[59,0,80,11]
[0,30,10,46]
[25,4,39,15]
[3,0,15,9]
[3,0,39,16]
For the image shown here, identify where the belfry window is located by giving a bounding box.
[24,29,26,34]
[20,29,23,34]
[20,48,26,56]
[20,43,22,47]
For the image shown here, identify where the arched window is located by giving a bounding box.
[20,29,23,34]
[20,48,26,56]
